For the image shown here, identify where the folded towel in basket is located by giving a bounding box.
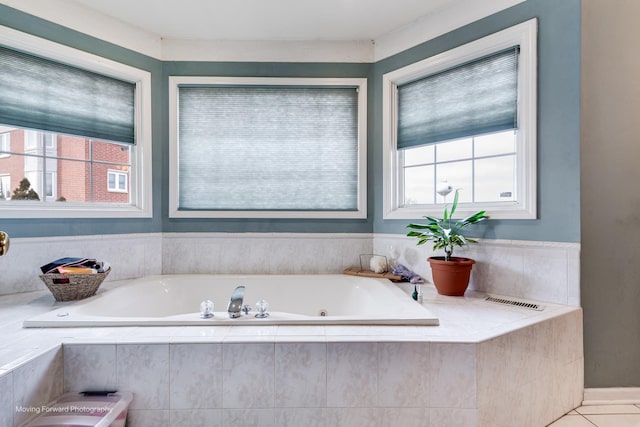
[40,257,106,274]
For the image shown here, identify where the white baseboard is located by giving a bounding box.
[583,388,640,405]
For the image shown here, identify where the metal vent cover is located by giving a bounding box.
[484,295,544,311]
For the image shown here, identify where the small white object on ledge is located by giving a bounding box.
[370,255,388,274]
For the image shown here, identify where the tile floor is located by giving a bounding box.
[549,405,640,426]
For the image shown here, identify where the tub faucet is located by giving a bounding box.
[227,286,245,318]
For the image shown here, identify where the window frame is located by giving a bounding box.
[168,76,368,219]
[382,18,537,220]
[0,25,152,218]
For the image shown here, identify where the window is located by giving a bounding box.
[169,76,367,219]
[44,133,55,149]
[45,172,55,199]
[0,25,152,218]
[108,169,128,193]
[383,19,537,220]
[0,132,9,158]
[402,130,517,205]
[0,175,9,199]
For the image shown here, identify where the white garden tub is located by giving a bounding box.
[23,274,439,327]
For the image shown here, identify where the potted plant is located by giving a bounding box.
[406,190,489,296]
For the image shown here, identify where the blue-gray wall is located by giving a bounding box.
[0,0,581,242]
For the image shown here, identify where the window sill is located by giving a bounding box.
[0,202,151,219]
[170,209,367,220]
[384,202,536,221]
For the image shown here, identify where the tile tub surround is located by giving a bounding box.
[160,232,373,275]
[0,233,163,296]
[0,232,579,307]
[374,234,581,306]
[0,232,370,296]
[0,286,583,427]
[1,346,64,427]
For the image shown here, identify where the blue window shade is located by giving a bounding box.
[397,47,518,149]
[0,46,135,144]
[178,86,358,211]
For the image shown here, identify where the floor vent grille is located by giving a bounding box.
[485,296,544,311]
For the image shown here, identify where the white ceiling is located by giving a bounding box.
[0,0,524,61]
[69,0,456,42]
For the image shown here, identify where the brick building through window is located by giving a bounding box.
[0,127,130,203]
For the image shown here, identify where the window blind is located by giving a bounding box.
[397,47,518,149]
[0,45,135,144]
[178,86,359,211]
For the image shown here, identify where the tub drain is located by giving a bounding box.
[318,309,328,317]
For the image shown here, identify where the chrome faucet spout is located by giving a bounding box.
[227,286,245,318]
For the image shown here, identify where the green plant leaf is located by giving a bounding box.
[406,188,489,258]
[461,210,488,224]
[406,223,430,230]
[449,189,459,218]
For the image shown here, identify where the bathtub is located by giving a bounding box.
[23,274,439,327]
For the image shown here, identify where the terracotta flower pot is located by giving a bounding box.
[428,256,475,296]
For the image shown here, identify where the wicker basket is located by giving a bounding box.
[39,268,111,301]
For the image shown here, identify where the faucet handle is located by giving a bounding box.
[242,304,251,315]
[200,300,214,318]
[255,299,270,318]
